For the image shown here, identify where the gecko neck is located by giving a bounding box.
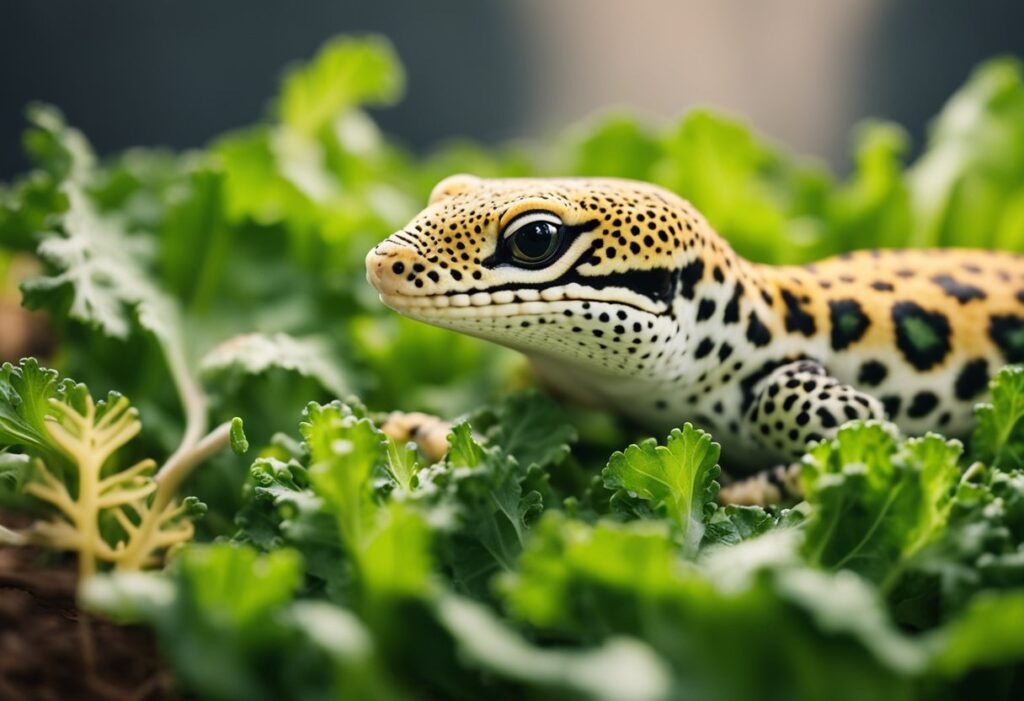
[529,241,788,406]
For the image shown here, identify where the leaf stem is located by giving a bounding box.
[156,420,232,497]
[160,337,209,470]
[831,480,905,571]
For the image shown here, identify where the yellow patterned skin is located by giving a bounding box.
[366,175,1024,470]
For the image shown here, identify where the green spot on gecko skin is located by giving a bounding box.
[1008,328,1024,350]
[838,313,863,336]
[901,316,941,350]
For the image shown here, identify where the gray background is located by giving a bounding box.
[2,0,1022,179]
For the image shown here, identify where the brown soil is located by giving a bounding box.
[0,547,181,701]
[0,301,54,364]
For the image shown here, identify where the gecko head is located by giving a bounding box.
[365,174,703,373]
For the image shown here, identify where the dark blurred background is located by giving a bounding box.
[2,0,1022,180]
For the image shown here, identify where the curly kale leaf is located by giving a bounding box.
[501,515,923,699]
[16,108,181,347]
[200,332,350,399]
[301,401,386,554]
[418,422,544,595]
[603,423,721,556]
[801,423,962,583]
[889,464,1024,628]
[0,358,67,463]
[972,365,1024,471]
[478,389,578,474]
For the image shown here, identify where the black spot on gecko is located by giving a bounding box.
[990,314,1024,363]
[781,289,816,336]
[724,282,744,324]
[892,302,952,370]
[678,258,705,300]
[857,360,888,387]
[816,407,838,429]
[930,274,986,304]
[954,359,990,401]
[828,299,870,351]
[696,298,716,321]
[695,337,715,359]
[907,391,939,418]
[881,395,901,418]
[745,312,772,347]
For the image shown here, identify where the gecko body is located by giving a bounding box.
[366,175,1024,470]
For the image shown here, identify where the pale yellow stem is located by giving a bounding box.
[48,397,88,432]
[96,419,142,459]
[44,398,102,578]
[42,420,84,461]
[31,520,82,550]
[98,458,156,491]
[25,479,79,522]
[93,395,130,430]
[111,507,139,537]
[157,501,190,526]
[97,483,157,508]
[152,523,194,548]
[32,458,68,494]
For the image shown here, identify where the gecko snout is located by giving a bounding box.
[365,236,429,296]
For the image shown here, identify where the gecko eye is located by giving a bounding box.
[504,212,563,266]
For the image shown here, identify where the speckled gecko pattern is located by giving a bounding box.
[366,175,1024,471]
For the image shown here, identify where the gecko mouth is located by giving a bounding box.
[378,284,666,318]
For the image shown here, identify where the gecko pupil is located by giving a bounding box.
[509,221,560,263]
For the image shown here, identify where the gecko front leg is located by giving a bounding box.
[746,360,885,461]
[720,360,886,505]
